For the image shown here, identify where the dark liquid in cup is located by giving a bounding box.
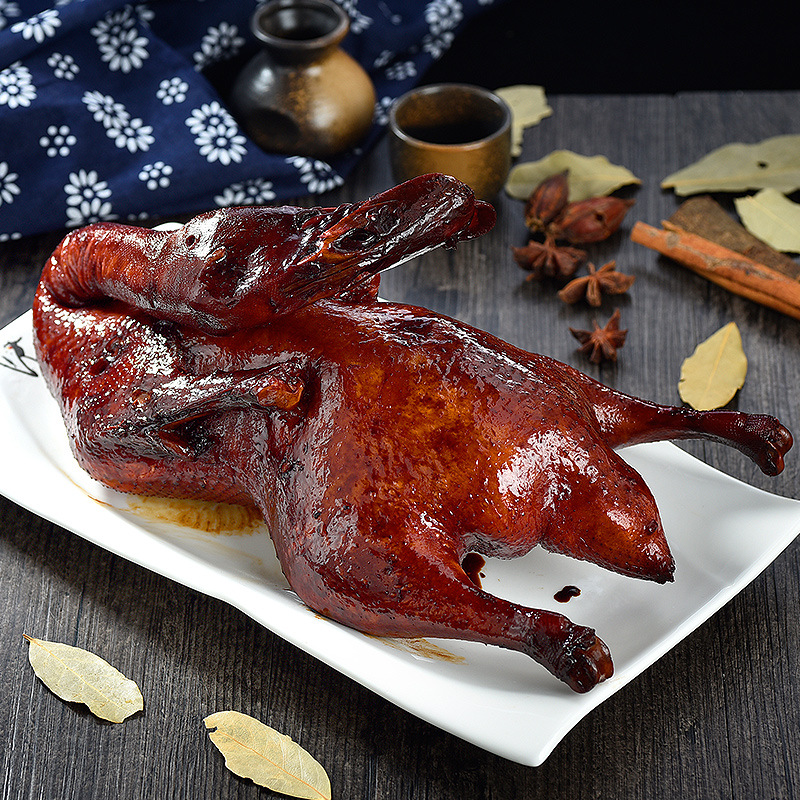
[278,24,328,39]
[403,120,498,145]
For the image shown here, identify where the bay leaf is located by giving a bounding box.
[678,322,748,410]
[505,150,640,201]
[494,84,552,157]
[25,635,143,723]
[734,188,800,253]
[661,134,800,196]
[204,711,331,800]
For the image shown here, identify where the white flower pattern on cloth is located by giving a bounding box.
[138,161,172,189]
[192,22,245,71]
[373,49,394,69]
[0,1,21,31]
[336,0,373,33]
[82,89,128,126]
[82,90,153,152]
[215,177,276,206]
[287,156,343,194]
[385,60,416,81]
[40,124,77,157]
[186,100,247,165]
[374,95,394,126]
[421,30,454,59]
[91,4,149,73]
[110,115,154,152]
[126,210,151,222]
[424,0,463,35]
[0,62,36,108]
[10,7,59,42]
[157,76,188,105]
[64,168,114,227]
[422,0,462,58]
[0,0,494,239]
[0,161,20,206]
[46,52,79,79]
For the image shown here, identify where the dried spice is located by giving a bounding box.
[204,711,331,799]
[558,261,636,306]
[513,173,634,284]
[631,220,800,322]
[678,322,747,410]
[506,150,641,201]
[512,237,586,281]
[494,85,552,157]
[25,635,143,723]
[550,196,636,244]
[734,188,800,253]
[661,134,800,196]
[570,309,627,363]
[524,171,569,232]
[666,194,800,278]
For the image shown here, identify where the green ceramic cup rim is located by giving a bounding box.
[252,0,348,53]
[388,83,512,151]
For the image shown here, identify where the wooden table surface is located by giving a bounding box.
[2,90,799,799]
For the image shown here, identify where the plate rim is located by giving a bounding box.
[2,308,799,766]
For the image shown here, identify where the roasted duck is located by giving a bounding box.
[33,174,792,693]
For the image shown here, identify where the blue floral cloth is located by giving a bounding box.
[0,0,499,239]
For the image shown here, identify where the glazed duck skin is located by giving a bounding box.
[33,176,793,692]
[43,173,494,335]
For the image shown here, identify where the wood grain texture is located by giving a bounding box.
[1,91,799,800]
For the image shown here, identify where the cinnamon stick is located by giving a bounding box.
[668,195,800,280]
[631,221,800,321]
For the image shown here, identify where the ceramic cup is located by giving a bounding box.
[388,84,512,201]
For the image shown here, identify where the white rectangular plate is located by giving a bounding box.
[2,309,799,766]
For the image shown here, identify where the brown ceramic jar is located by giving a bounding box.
[230,0,376,158]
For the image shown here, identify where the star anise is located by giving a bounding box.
[569,309,627,363]
[557,260,636,306]
[511,236,587,282]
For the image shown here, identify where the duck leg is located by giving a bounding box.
[255,487,614,692]
[569,373,793,476]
